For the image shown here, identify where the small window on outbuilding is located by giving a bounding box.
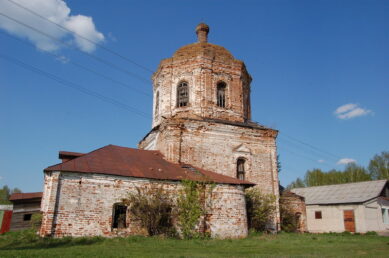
[315,211,322,219]
[237,158,245,180]
[177,81,189,107]
[217,82,226,108]
[112,203,127,229]
[23,214,32,221]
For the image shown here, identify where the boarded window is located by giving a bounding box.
[177,81,189,107]
[23,214,32,221]
[217,82,226,108]
[237,158,245,180]
[315,211,322,219]
[112,203,127,229]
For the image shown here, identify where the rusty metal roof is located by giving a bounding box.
[45,145,254,186]
[281,191,305,200]
[9,192,43,201]
[291,180,388,205]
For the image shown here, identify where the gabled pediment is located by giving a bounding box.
[233,144,251,154]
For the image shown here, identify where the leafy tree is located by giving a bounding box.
[368,151,389,180]
[0,185,22,204]
[286,177,305,189]
[286,151,387,189]
[304,169,325,187]
[343,163,371,183]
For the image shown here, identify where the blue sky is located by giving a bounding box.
[0,0,388,192]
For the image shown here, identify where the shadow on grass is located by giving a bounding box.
[0,230,105,251]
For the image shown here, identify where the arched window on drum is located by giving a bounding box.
[216,81,226,108]
[177,81,189,107]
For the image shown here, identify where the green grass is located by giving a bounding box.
[0,230,388,257]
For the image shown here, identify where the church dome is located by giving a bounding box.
[173,42,235,61]
[172,23,235,62]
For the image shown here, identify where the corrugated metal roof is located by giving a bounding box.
[45,145,254,186]
[291,180,388,205]
[9,192,43,201]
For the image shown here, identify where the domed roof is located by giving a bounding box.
[172,23,236,62]
[173,42,235,61]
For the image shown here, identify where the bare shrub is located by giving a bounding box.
[122,185,175,237]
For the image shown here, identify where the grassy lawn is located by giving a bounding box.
[0,230,388,257]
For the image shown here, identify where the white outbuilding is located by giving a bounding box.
[291,180,389,233]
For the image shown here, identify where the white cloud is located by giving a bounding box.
[0,0,104,53]
[318,159,325,163]
[334,103,372,119]
[55,55,69,64]
[337,158,357,165]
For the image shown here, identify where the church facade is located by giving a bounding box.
[39,24,279,239]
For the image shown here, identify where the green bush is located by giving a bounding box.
[245,188,276,232]
[177,180,215,239]
[30,213,42,230]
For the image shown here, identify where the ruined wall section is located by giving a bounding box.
[39,172,248,239]
[152,55,251,128]
[40,171,60,237]
[280,192,307,232]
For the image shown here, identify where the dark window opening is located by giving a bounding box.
[237,158,245,180]
[217,82,226,108]
[315,211,322,219]
[155,91,160,117]
[112,204,127,229]
[177,81,189,107]
[23,214,32,221]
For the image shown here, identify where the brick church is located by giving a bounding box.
[40,23,279,238]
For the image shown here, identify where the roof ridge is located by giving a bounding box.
[292,179,388,191]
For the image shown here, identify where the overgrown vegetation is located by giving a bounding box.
[287,151,389,189]
[122,180,215,239]
[279,202,298,232]
[30,213,43,231]
[245,188,277,232]
[122,185,175,237]
[1,230,388,257]
[177,180,204,239]
[176,180,214,239]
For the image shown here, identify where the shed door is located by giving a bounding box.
[343,210,355,232]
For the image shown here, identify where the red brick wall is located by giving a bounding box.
[40,171,248,238]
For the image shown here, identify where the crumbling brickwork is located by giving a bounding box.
[140,23,280,229]
[280,191,307,232]
[139,119,278,196]
[151,29,252,128]
[40,171,248,238]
